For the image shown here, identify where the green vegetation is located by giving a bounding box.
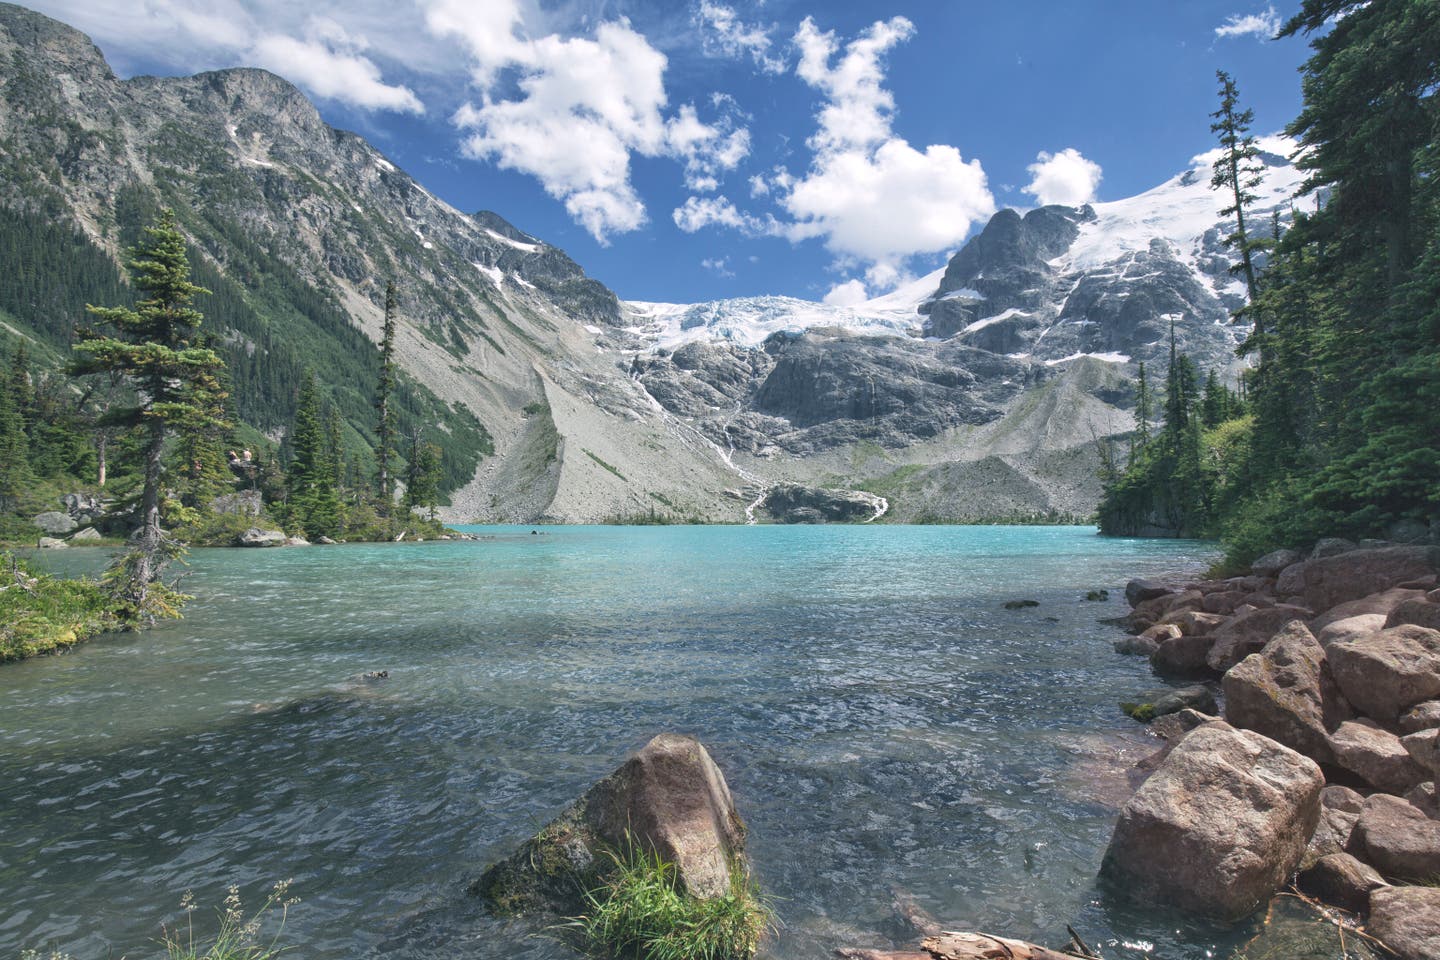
[584,449,627,482]
[1101,2,1440,562]
[162,881,299,960]
[0,551,120,661]
[579,844,770,960]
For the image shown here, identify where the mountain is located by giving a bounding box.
[0,4,1291,523]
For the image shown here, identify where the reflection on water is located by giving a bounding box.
[2,525,1250,958]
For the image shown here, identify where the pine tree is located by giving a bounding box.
[404,431,443,522]
[1134,361,1152,448]
[287,370,341,539]
[374,281,398,514]
[0,353,30,511]
[1210,71,1267,315]
[73,210,225,617]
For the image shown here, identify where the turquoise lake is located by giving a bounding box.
[1,525,1261,959]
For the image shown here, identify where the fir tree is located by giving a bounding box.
[404,432,443,522]
[1210,71,1267,315]
[0,353,30,511]
[374,281,398,513]
[73,210,225,618]
[286,370,341,539]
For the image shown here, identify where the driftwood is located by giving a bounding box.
[838,931,1087,960]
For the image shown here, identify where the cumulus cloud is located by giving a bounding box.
[694,1,785,73]
[1023,148,1102,206]
[822,279,869,306]
[673,195,773,234]
[432,1,749,242]
[1215,6,1281,39]
[251,20,423,113]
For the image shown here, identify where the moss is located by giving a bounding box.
[1120,702,1157,723]
[0,551,120,662]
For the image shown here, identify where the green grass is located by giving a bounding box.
[0,551,119,662]
[162,881,298,960]
[578,844,771,960]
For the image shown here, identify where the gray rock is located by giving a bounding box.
[1405,782,1439,819]
[1389,519,1434,545]
[1329,625,1440,722]
[1369,886,1440,960]
[32,511,76,535]
[1296,852,1387,913]
[1310,537,1357,559]
[1400,700,1440,734]
[1402,729,1440,774]
[1330,720,1429,794]
[758,483,879,524]
[1100,720,1323,920]
[1149,708,1216,743]
[1157,609,1228,637]
[1387,598,1440,631]
[37,536,67,549]
[1151,632,1216,679]
[1316,613,1388,650]
[1353,794,1440,882]
[237,527,287,548]
[1223,621,1349,766]
[1311,587,1424,633]
[1305,784,1365,865]
[472,733,748,914]
[210,490,263,517]
[285,536,310,547]
[1251,548,1303,578]
[1113,635,1159,656]
[1126,579,1172,607]
[1206,604,1313,673]
[67,527,101,541]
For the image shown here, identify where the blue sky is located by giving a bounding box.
[30,1,1314,304]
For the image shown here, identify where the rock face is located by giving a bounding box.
[1277,546,1440,613]
[1100,721,1324,919]
[210,490,263,517]
[1329,625,1440,722]
[237,527,287,548]
[32,511,76,535]
[1223,621,1348,765]
[474,734,747,914]
[1352,794,1440,881]
[758,483,881,524]
[1369,886,1440,960]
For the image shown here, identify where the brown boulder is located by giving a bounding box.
[1296,852,1387,913]
[1369,886,1440,960]
[1158,609,1228,636]
[1223,621,1349,766]
[1405,782,1439,819]
[1100,721,1323,920]
[1276,546,1440,613]
[1151,633,1217,679]
[1126,594,1173,632]
[1310,587,1424,633]
[1316,614,1387,650]
[1329,625,1440,722]
[1387,598,1440,631]
[1329,720,1429,794]
[1403,728,1440,773]
[1305,785,1365,866]
[1205,605,1313,673]
[1353,794,1440,881]
[1401,700,1440,734]
[472,733,748,913]
[1201,590,1257,616]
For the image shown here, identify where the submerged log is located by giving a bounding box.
[921,932,1082,960]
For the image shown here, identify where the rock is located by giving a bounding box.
[1369,886,1440,960]
[1100,720,1324,920]
[1402,729,1440,774]
[759,483,879,523]
[1201,590,1254,616]
[1316,613,1388,649]
[1223,621,1349,766]
[59,492,102,521]
[1306,785,1365,865]
[1206,604,1313,673]
[1161,589,1205,616]
[37,536,67,549]
[1311,587,1424,633]
[1405,782,1439,819]
[237,527,287,548]
[1400,700,1440,734]
[67,527,101,541]
[316,535,337,545]
[1126,579,1172,607]
[1354,794,1440,881]
[1330,720,1429,794]
[1310,537,1357,559]
[1113,634,1160,656]
[1142,622,1183,643]
[1329,625,1440,721]
[1431,588,1440,604]
[1149,708,1215,743]
[1125,593,1173,632]
[32,511,76,535]
[285,536,310,547]
[1252,548,1302,578]
[1389,519,1434,544]
[1276,546,1440,613]
[473,733,748,914]
[1084,589,1109,602]
[1121,685,1216,723]
[1150,632,1216,679]
[1387,598,1440,631]
[1002,599,1039,610]
[1158,609,1228,636]
[209,490,263,517]
[1296,852,1387,913]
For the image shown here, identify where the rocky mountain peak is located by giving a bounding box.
[0,3,112,84]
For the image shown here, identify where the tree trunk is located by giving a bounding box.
[135,418,166,583]
[96,431,107,487]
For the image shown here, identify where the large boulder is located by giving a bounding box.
[1151,633,1216,679]
[1251,548,1302,578]
[1100,720,1324,920]
[237,527,287,547]
[1311,587,1425,633]
[1369,886,1440,960]
[1329,625,1440,722]
[1206,605,1313,673]
[1310,537,1357,559]
[1223,622,1349,766]
[1352,794,1440,881]
[473,733,748,914]
[1276,546,1440,613]
[1126,579,1172,607]
[1316,614,1388,650]
[1400,700,1440,734]
[1329,720,1428,794]
[32,511,77,535]
[1296,852,1387,913]
[68,527,101,542]
[1305,785,1365,866]
[1387,598,1440,631]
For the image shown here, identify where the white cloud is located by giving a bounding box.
[793,15,913,154]
[694,1,785,74]
[1022,148,1102,206]
[673,195,772,234]
[701,256,734,277]
[1215,6,1281,39]
[251,23,423,113]
[822,278,869,306]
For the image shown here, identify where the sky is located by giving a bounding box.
[26,1,1318,305]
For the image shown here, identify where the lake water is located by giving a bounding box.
[1,525,1259,959]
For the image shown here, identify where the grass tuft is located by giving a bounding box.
[579,843,770,960]
[162,880,299,960]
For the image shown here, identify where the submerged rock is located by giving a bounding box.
[1100,720,1323,920]
[473,733,748,915]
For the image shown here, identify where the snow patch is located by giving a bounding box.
[472,263,503,286]
[1044,351,1130,366]
[486,229,541,253]
[374,156,396,172]
[963,308,1030,334]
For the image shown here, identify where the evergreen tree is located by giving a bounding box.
[286,370,342,539]
[1210,71,1267,315]
[73,210,225,617]
[374,281,398,513]
[1133,361,1152,452]
[404,432,443,522]
[0,354,30,511]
